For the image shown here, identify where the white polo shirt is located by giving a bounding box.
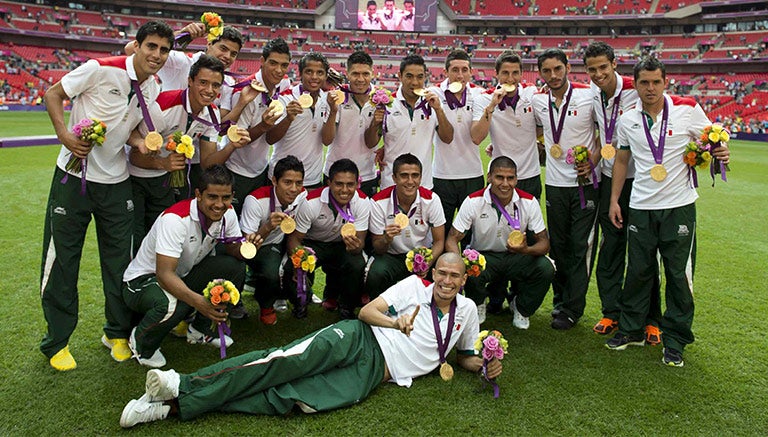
[323,94,378,183]
[452,186,545,252]
[473,83,539,180]
[226,70,292,178]
[269,85,331,186]
[617,94,709,210]
[369,185,446,255]
[124,198,242,281]
[239,185,307,246]
[372,274,479,388]
[532,81,598,187]
[295,186,370,243]
[157,50,234,109]
[591,73,639,178]
[430,80,484,180]
[382,87,439,189]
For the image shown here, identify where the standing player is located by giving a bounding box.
[379,0,402,30]
[398,0,416,31]
[358,1,384,30]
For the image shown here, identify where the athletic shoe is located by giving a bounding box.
[101,335,132,362]
[120,398,170,428]
[510,296,529,330]
[260,308,277,325]
[645,325,662,346]
[228,302,249,320]
[551,313,575,330]
[339,305,357,320]
[129,328,166,368]
[273,299,289,312]
[321,298,338,311]
[592,317,618,335]
[605,332,645,350]
[49,345,77,371]
[145,368,180,402]
[477,303,487,325]
[662,347,684,367]
[169,320,189,338]
[311,294,323,304]
[242,283,256,294]
[186,325,233,348]
[487,297,505,315]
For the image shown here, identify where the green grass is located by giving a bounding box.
[1,113,767,435]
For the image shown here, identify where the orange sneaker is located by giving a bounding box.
[593,317,618,335]
[645,325,662,345]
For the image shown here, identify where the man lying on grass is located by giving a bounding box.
[120,252,503,427]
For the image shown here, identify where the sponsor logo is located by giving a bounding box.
[480,213,489,219]
[318,213,327,220]
[631,123,640,129]
[585,200,595,210]
[678,224,689,236]
[126,200,134,212]
[109,89,121,96]
[628,224,638,233]
[333,328,345,339]
[190,235,198,243]
[53,206,67,215]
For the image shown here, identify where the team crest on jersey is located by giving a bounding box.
[522,106,533,113]
[567,109,578,116]
[677,225,690,236]
[480,213,489,219]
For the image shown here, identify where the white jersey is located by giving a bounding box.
[124,198,242,281]
[369,185,446,255]
[57,55,161,184]
[532,81,599,187]
[378,9,401,30]
[452,185,545,252]
[295,186,370,243]
[617,94,709,210]
[430,80,484,180]
[239,185,307,246]
[473,83,539,180]
[324,93,378,183]
[372,275,479,387]
[591,73,639,178]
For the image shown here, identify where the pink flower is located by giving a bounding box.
[414,253,424,263]
[483,335,500,351]
[482,347,495,361]
[565,148,575,165]
[494,347,504,360]
[463,249,478,262]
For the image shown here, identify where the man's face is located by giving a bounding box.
[404,2,414,13]
[261,52,291,88]
[329,171,358,206]
[134,34,171,78]
[385,0,395,11]
[188,68,223,109]
[432,258,467,304]
[393,163,421,199]
[367,4,377,15]
[445,59,472,90]
[206,39,240,69]
[635,69,668,108]
[497,61,522,87]
[489,166,517,201]
[195,183,233,223]
[585,55,617,92]
[272,170,304,206]
[348,63,373,94]
[399,64,427,99]
[539,57,570,92]
[301,60,328,93]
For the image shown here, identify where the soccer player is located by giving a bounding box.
[399,0,416,31]
[605,57,730,367]
[359,1,384,30]
[379,0,402,30]
[41,21,174,371]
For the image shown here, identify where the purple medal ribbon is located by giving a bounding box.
[217,322,231,359]
[391,189,418,219]
[489,192,520,231]
[340,85,371,105]
[445,85,467,111]
[174,32,192,50]
[577,162,599,209]
[641,97,669,168]
[328,191,355,224]
[181,89,222,133]
[197,208,244,245]
[297,268,308,307]
[497,86,520,112]
[261,86,281,106]
[602,90,622,146]
[481,358,501,398]
[413,97,432,119]
[132,80,156,132]
[547,84,574,146]
[430,296,457,367]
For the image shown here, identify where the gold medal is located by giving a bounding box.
[268,99,284,116]
[226,125,241,142]
[340,223,357,237]
[550,143,563,159]
[507,230,525,247]
[439,362,454,381]
[239,241,257,259]
[250,80,266,92]
[413,88,426,97]
[448,81,462,93]
[279,216,296,234]
[298,93,313,109]
[394,212,409,229]
[144,131,163,151]
[650,164,667,182]
[501,83,516,93]
[601,144,616,160]
[332,89,345,105]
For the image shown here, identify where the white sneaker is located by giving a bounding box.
[186,325,233,348]
[477,303,487,325]
[145,369,180,401]
[273,299,289,312]
[120,398,170,428]
[511,296,530,330]
[242,283,256,294]
[129,328,167,368]
[311,294,322,304]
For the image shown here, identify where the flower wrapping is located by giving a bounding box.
[405,246,433,275]
[461,248,486,277]
[202,279,240,358]
[65,118,106,174]
[165,131,195,188]
[698,124,729,186]
[474,330,508,398]
[569,145,597,209]
[291,246,317,306]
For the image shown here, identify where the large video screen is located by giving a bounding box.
[335,0,438,33]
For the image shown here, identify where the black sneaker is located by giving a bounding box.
[662,347,684,367]
[229,302,249,320]
[550,313,576,330]
[291,304,307,319]
[339,306,357,320]
[487,298,504,315]
[605,332,645,350]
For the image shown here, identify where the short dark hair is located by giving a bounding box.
[299,52,329,74]
[348,50,373,68]
[367,0,377,6]
[212,26,244,50]
[633,57,666,81]
[328,158,359,181]
[273,155,305,181]
[489,156,518,174]
[263,37,290,60]
[444,49,471,71]
[583,41,615,63]
[393,153,422,175]
[198,164,234,192]
[189,54,225,81]
[495,50,522,74]
[537,48,568,70]
[400,54,426,75]
[136,21,174,48]
[404,0,414,4]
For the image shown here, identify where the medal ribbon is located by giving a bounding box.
[197,208,243,244]
[340,85,371,105]
[547,85,573,146]
[497,88,520,112]
[413,97,432,118]
[641,97,669,166]
[181,89,222,133]
[391,189,418,218]
[430,297,457,365]
[269,187,298,216]
[328,191,355,223]
[131,80,156,132]
[602,90,622,145]
[445,85,467,110]
[489,192,520,231]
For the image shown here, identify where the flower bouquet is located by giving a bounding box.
[405,246,433,276]
[683,139,712,188]
[700,124,729,185]
[369,86,394,108]
[165,131,195,188]
[462,248,486,277]
[566,145,598,209]
[175,12,223,49]
[202,279,240,358]
[290,246,317,306]
[65,118,106,173]
[474,329,508,398]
